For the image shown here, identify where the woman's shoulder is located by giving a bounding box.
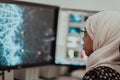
[83,66,120,80]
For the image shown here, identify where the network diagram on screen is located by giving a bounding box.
[0,1,58,69]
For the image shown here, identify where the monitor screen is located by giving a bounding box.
[55,10,95,68]
[0,1,59,70]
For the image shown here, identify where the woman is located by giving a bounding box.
[83,11,120,80]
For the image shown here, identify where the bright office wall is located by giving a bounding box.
[17,0,120,11]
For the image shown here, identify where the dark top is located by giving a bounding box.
[83,66,120,80]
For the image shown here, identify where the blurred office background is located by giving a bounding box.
[0,0,120,80]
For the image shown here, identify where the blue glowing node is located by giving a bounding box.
[0,4,23,66]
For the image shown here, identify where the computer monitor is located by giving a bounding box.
[55,9,95,68]
[0,1,59,70]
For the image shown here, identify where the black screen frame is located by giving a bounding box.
[0,0,59,71]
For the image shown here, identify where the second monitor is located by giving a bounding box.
[55,9,95,67]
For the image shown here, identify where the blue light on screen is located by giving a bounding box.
[69,14,82,22]
[0,4,23,66]
[69,27,80,35]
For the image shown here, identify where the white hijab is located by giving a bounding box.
[85,11,120,73]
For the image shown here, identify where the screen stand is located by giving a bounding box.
[0,70,5,80]
[1,70,10,80]
[1,70,14,80]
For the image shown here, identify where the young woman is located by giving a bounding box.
[83,11,120,80]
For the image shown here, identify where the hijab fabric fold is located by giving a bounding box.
[85,11,120,73]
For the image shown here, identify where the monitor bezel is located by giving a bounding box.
[55,61,86,69]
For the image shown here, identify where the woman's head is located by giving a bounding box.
[83,11,120,57]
